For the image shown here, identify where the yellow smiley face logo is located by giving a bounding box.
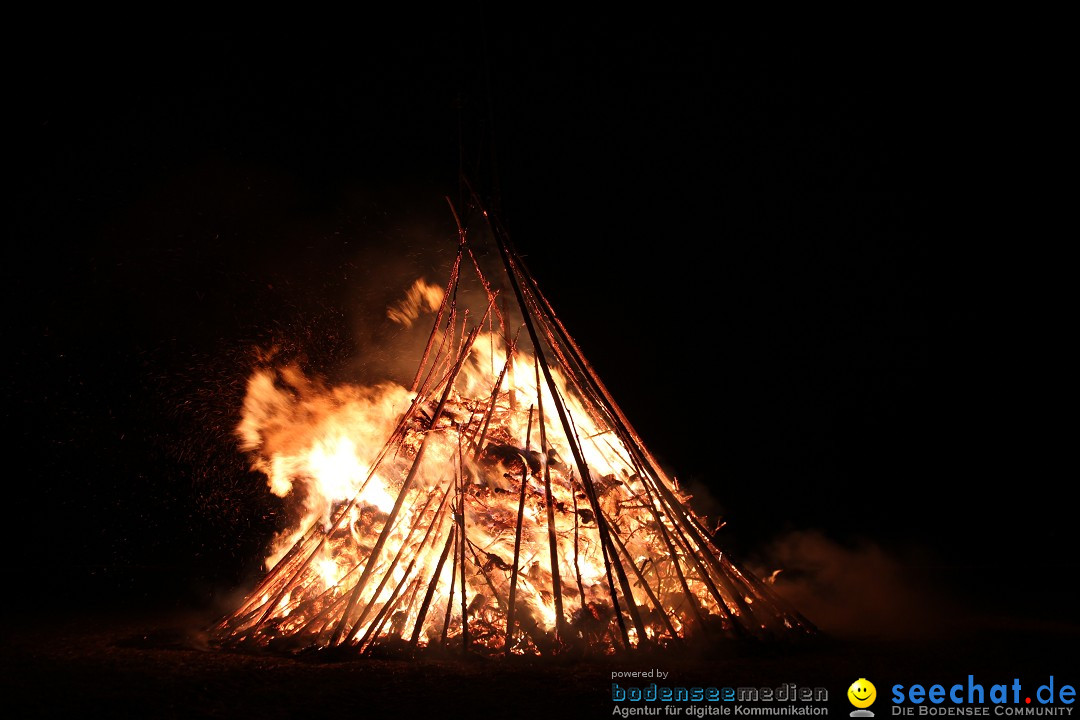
[848,679,877,708]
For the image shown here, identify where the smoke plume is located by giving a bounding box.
[749,529,960,642]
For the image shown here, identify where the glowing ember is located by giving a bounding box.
[210,193,814,657]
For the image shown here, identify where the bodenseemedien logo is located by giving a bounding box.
[849,678,878,717]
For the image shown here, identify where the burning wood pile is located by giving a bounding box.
[209,190,815,657]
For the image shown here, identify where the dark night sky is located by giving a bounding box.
[4,17,1067,624]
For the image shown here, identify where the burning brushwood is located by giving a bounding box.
[209,186,815,658]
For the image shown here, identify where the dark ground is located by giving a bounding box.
[4,605,1077,719]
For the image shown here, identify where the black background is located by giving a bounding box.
[4,13,1069,631]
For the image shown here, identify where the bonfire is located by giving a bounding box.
[210,187,814,657]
